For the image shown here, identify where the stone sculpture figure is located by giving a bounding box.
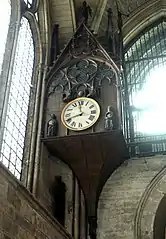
[104,106,114,130]
[47,114,58,136]
[81,1,92,25]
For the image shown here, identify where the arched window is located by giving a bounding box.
[123,19,166,155]
[0,17,34,179]
[0,0,11,73]
[0,0,41,181]
[23,0,34,8]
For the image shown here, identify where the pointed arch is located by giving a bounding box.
[23,0,39,12]
[0,1,42,181]
[0,17,35,179]
[123,0,166,46]
[122,18,166,156]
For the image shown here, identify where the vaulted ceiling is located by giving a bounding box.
[48,0,163,48]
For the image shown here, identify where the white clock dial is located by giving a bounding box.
[61,97,100,131]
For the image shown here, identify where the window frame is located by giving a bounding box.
[122,18,166,156]
[0,0,42,181]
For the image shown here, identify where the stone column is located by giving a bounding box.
[74,178,79,239]
[80,190,86,239]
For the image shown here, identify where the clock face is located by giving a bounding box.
[61,97,100,131]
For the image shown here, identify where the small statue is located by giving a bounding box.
[47,114,58,137]
[81,1,92,25]
[104,106,114,131]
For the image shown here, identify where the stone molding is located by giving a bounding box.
[123,0,166,46]
[134,163,166,239]
[0,162,73,239]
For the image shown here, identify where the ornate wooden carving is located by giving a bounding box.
[47,59,118,102]
[46,23,119,83]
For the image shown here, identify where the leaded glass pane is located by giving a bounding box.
[0,0,11,74]
[0,17,34,179]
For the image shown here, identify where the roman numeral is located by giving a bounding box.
[91,110,96,114]
[86,121,90,124]
[65,113,71,118]
[78,123,83,128]
[89,115,95,121]
[89,105,94,109]
[67,108,73,111]
[85,101,89,106]
[78,101,84,106]
[71,121,76,127]
[66,118,72,123]
[72,103,77,107]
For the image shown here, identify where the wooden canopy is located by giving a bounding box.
[42,130,128,218]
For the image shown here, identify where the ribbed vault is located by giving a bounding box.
[48,0,159,48]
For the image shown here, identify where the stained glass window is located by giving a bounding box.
[0,17,34,179]
[0,0,11,74]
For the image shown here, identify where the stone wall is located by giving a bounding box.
[153,194,166,238]
[97,155,166,239]
[37,144,87,238]
[0,162,72,239]
[49,0,76,48]
[38,144,74,234]
[138,164,166,239]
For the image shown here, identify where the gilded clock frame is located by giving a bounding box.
[61,97,100,131]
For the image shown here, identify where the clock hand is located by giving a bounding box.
[67,113,83,120]
[78,104,82,113]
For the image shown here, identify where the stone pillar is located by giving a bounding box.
[80,190,86,239]
[74,179,79,239]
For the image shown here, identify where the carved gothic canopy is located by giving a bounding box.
[47,58,119,102]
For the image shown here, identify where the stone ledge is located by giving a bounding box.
[0,162,73,239]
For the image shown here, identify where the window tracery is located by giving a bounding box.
[0,17,34,179]
[23,0,38,11]
[123,19,166,155]
[23,0,33,7]
[0,0,40,180]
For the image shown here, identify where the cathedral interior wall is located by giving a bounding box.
[37,144,86,237]
[37,144,74,233]
[97,156,166,239]
[0,162,72,239]
[2,1,166,238]
[154,194,166,239]
[45,91,66,137]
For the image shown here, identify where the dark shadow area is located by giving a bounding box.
[154,194,166,239]
[49,176,66,226]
